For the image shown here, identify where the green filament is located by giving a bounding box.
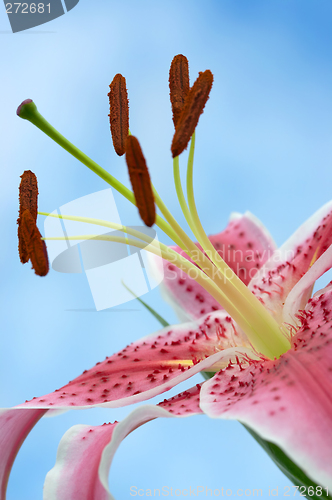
[41,212,252,320]
[185,133,290,357]
[42,233,238,310]
[39,212,160,249]
[173,155,199,239]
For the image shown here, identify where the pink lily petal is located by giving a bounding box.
[44,422,118,500]
[200,287,332,490]
[43,386,203,500]
[157,382,203,415]
[249,201,332,324]
[283,245,332,325]
[209,211,277,285]
[20,312,251,410]
[0,408,47,499]
[151,212,276,320]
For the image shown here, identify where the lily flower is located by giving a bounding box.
[2,56,332,499]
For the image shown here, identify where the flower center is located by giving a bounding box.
[17,78,291,360]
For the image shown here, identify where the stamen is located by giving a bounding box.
[17,77,291,358]
[18,224,29,265]
[18,170,38,264]
[173,155,198,238]
[171,70,213,158]
[21,210,49,276]
[185,132,290,358]
[108,74,129,156]
[125,135,156,227]
[149,182,289,358]
[17,170,49,276]
[39,212,158,247]
[169,54,190,128]
[43,233,230,308]
[41,211,225,307]
[19,170,38,221]
[41,213,234,314]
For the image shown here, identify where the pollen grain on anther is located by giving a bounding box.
[169,54,190,128]
[108,73,129,156]
[125,135,156,227]
[171,69,213,158]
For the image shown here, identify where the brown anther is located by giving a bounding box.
[20,209,36,249]
[18,171,49,276]
[18,170,38,263]
[169,54,190,128]
[125,135,156,227]
[20,210,49,277]
[19,170,38,221]
[171,70,213,158]
[108,74,129,156]
[18,223,29,264]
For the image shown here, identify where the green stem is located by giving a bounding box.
[244,424,332,500]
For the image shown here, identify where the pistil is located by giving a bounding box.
[17,100,179,245]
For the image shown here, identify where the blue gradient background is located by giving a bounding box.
[1,1,332,498]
